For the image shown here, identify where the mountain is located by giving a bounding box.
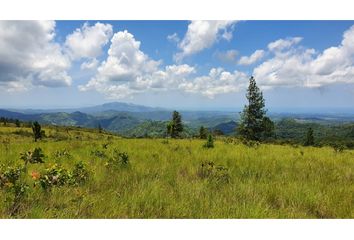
[211,120,238,135]
[5,102,164,114]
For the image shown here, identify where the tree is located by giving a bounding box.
[304,127,315,146]
[98,123,103,133]
[199,126,208,139]
[238,76,274,141]
[167,111,183,138]
[32,121,42,142]
[203,134,214,148]
[15,119,21,128]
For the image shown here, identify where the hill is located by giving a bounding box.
[0,124,353,218]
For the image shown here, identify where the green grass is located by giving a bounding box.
[0,125,353,218]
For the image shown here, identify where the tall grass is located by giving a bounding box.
[0,125,353,218]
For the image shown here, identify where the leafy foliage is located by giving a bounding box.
[32,121,43,142]
[106,149,129,169]
[70,162,89,186]
[38,164,70,191]
[20,148,45,165]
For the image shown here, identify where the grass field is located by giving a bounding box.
[0,125,353,218]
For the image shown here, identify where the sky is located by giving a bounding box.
[1,20,354,111]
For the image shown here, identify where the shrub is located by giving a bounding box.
[197,161,230,184]
[203,134,214,148]
[0,166,23,188]
[242,139,260,148]
[332,143,345,153]
[0,165,28,216]
[20,148,45,165]
[53,149,72,159]
[90,149,107,159]
[38,164,70,191]
[70,162,89,186]
[106,150,129,169]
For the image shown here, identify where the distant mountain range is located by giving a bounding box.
[1,101,354,137]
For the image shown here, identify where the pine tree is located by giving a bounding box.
[167,111,183,138]
[98,123,103,133]
[32,121,42,142]
[199,126,208,139]
[15,119,21,127]
[304,127,315,146]
[238,76,274,141]
[203,134,214,148]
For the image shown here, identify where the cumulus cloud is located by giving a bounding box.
[175,20,237,62]
[80,58,99,70]
[238,49,265,65]
[179,68,248,98]
[267,37,303,52]
[214,49,238,63]
[254,26,354,89]
[65,22,113,60]
[0,21,71,91]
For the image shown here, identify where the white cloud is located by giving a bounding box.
[80,58,99,70]
[175,20,237,62]
[214,49,238,63]
[0,21,71,91]
[238,49,265,65]
[179,67,248,98]
[267,37,303,52]
[254,25,354,89]
[65,22,113,60]
[167,33,180,43]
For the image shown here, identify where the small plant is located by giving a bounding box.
[106,149,129,169]
[0,166,23,188]
[102,142,110,149]
[332,143,345,153]
[0,166,28,216]
[2,138,10,151]
[20,148,45,166]
[37,164,70,191]
[197,161,230,184]
[70,162,89,186]
[203,134,214,148]
[242,139,260,148]
[53,149,72,159]
[90,149,107,159]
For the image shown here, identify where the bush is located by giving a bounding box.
[332,143,345,153]
[53,149,72,159]
[242,139,260,148]
[70,162,89,186]
[197,161,230,184]
[90,149,107,159]
[38,164,70,191]
[106,149,129,169]
[203,134,214,148]
[20,148,45,165]
[0,166,23,188]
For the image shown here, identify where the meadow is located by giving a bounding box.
[0,124,353,218]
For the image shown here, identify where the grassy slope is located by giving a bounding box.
[0,125,353,218]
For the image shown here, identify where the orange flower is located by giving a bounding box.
[31,171,40,180]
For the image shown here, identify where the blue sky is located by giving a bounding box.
[1,20,354,111]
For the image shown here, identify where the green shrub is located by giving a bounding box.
[197,161,230,184]
[38,164,70,191]
[20,148,45,165]
[0,166,23,188]
[203,134,214,148]
[106,149,129,169]
[70,162,89,186]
